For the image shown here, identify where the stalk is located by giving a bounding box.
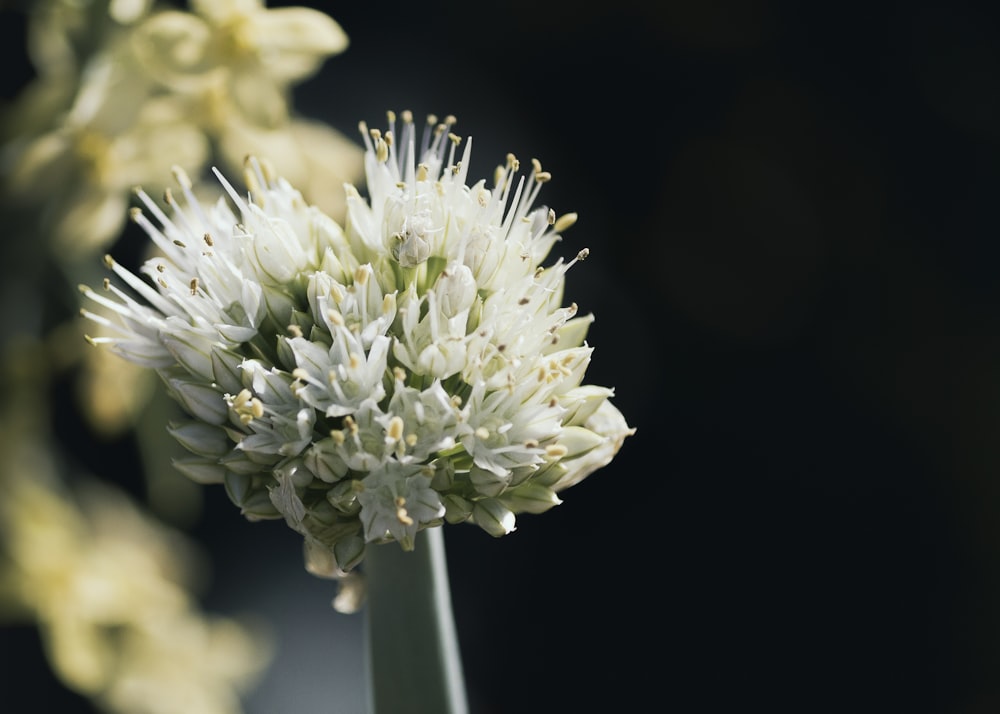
[363,526,468,714]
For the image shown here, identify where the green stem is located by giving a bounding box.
[363,526,468,714]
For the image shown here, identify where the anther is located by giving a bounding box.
[545,444,569,458]
[327,309,345,326]
[395,497,414,526]
[387,416,404,442]
[554,212,578,233]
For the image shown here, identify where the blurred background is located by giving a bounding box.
[3,0,1000,712]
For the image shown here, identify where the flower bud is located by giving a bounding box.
[499,482,562,515]
[167,377,228,424]
[471,498,516,537]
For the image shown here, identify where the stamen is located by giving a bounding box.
[395,497,414,526]
[545,444,569,458]
[554,212,578,233]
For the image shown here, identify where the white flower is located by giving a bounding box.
[81,111,635,579]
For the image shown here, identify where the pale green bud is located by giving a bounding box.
[304,438,349,483]
[167,377,228,425]
[333,534,366,573]
[161,331,216,381]
[172,457,227,484]
[544,313,594,354]
[441,494,473,524]
[304,538,341,578]
[471,498,516,537]
[219,449,268,474]
[528,460,569,488]
[553,425,606,461]
[326,479,363,514]
[253,219,306,284]
[499,482,562,515]
[389,209,434,268]
[434,262,477,318]
[225,472,282,520]
[167,421,230,458]
[469,465,510,498]
[559,385,615,426]
[239,488,283,522]
[211,347,245,394]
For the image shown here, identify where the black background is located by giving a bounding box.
[5,1,1000,712]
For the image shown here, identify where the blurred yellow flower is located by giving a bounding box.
[4,28,210,260]
[2,0,358,260]
[0,444,273,714]
[131,0,349,129]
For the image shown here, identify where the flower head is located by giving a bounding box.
[81,111,634,585]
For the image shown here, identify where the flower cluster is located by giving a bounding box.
[0,454,272,714]
[2,0,359,259]
[81,111,634,580]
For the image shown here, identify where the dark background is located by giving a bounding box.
[5,1,1000,712]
